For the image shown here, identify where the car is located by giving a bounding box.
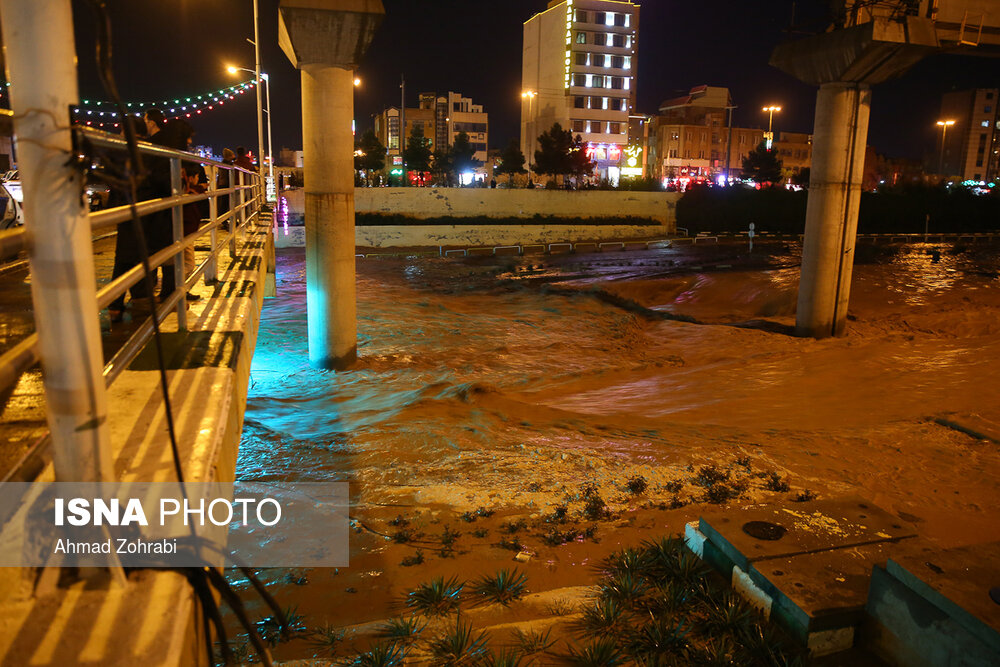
[1,176,23,229]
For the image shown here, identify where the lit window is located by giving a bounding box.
[623,56,631,70]
[983,120,990,127]
[602,97,609,110]
[576,31,586,44]
[606,12,615,26]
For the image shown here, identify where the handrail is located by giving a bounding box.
[0,127,266,471]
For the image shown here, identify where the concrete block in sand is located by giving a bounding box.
[697,497,917,574]
[865,541,1000,666]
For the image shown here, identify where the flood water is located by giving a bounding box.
[239,241,1000,542]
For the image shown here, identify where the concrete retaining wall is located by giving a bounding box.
[351,187,677,224]
[274,222,670,249]
[275,187,676,249]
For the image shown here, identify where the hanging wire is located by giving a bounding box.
[79,2,286,664]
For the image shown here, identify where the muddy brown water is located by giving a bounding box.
[234,242,1000,660]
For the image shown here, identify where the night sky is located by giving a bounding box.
[68,0,999,162]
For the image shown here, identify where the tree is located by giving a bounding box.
[448,131,481,184]
[534,123,594,184]
[791,167,811,188]
[403,124,432,173]
[431,148,452,186]
[354,130,386,186]
[495,140,526,186]
[742,141,783,186]
[566,133,595,180]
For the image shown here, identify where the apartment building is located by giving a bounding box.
[374,91,489,179]
[647,85,764,185]
[938,88,999,182]
[522,0,639,181]
[772,132,813,181]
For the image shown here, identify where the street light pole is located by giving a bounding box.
[262,72,275,201]
[936,119,955,179]
[522,90,536,175]
[252,0,265,201]
[228,65,274,200]
[762,105,781,150]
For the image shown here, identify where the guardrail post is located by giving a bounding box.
[0,0,113,481]
[206,165,218,285]
[170,157,187,330]
[231,171,242,258]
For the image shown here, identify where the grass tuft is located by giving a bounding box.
[376,615,425,645]
[471,568,528,606]
[344,641,407,667]
[573,597,630,636]
[307,624,346,657]
[514,627,556,655]
[406,575,464,616]
[564,637,627,666]
[426,619,491,666]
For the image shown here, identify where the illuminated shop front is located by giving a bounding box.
[585,143,624,185]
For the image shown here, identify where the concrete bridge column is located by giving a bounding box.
[278,0,383,370]
[302,65,357,369]
[795,82,872,338]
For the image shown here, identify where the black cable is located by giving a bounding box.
[78,3,277,664]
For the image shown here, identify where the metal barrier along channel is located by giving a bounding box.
[0,127,264,481]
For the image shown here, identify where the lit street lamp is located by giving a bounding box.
[936,119,955,179]
[522,90,537,173]
[228,65,274,201]
[762,105,781,150]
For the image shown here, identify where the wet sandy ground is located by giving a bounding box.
[235,241,1000,659]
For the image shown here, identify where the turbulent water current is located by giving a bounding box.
[238,242,1000,547]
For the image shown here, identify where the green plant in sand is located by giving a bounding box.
[471,568,528,606]
[406,575,464,616]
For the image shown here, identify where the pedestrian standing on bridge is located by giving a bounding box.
[107,116,149,323]
[217,148,235,229]
[136,108,177,301]
[234,145,254,171]
[145,115,195,301]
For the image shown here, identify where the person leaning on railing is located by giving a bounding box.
[107,116,151,324]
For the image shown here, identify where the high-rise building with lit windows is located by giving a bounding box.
[521,0,639,182]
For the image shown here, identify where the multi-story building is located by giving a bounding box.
[374,91,489,181]
[521,0,640,182]
[938,88,999,182]
[772,132,813,181]
[647,85,765,186]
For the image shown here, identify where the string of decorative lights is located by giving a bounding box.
[69,78,259,130]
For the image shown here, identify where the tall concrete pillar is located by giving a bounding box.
[302,65,357,368]
[278,0,383,370]
[795,83,871,338]
[770,17,938,338]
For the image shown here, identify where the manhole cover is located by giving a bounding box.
[743,521,786,541]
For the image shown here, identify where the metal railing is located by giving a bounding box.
[0,128,265,481]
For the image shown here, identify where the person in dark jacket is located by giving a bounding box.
[144,116,195,300]
[107,116,149,323]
